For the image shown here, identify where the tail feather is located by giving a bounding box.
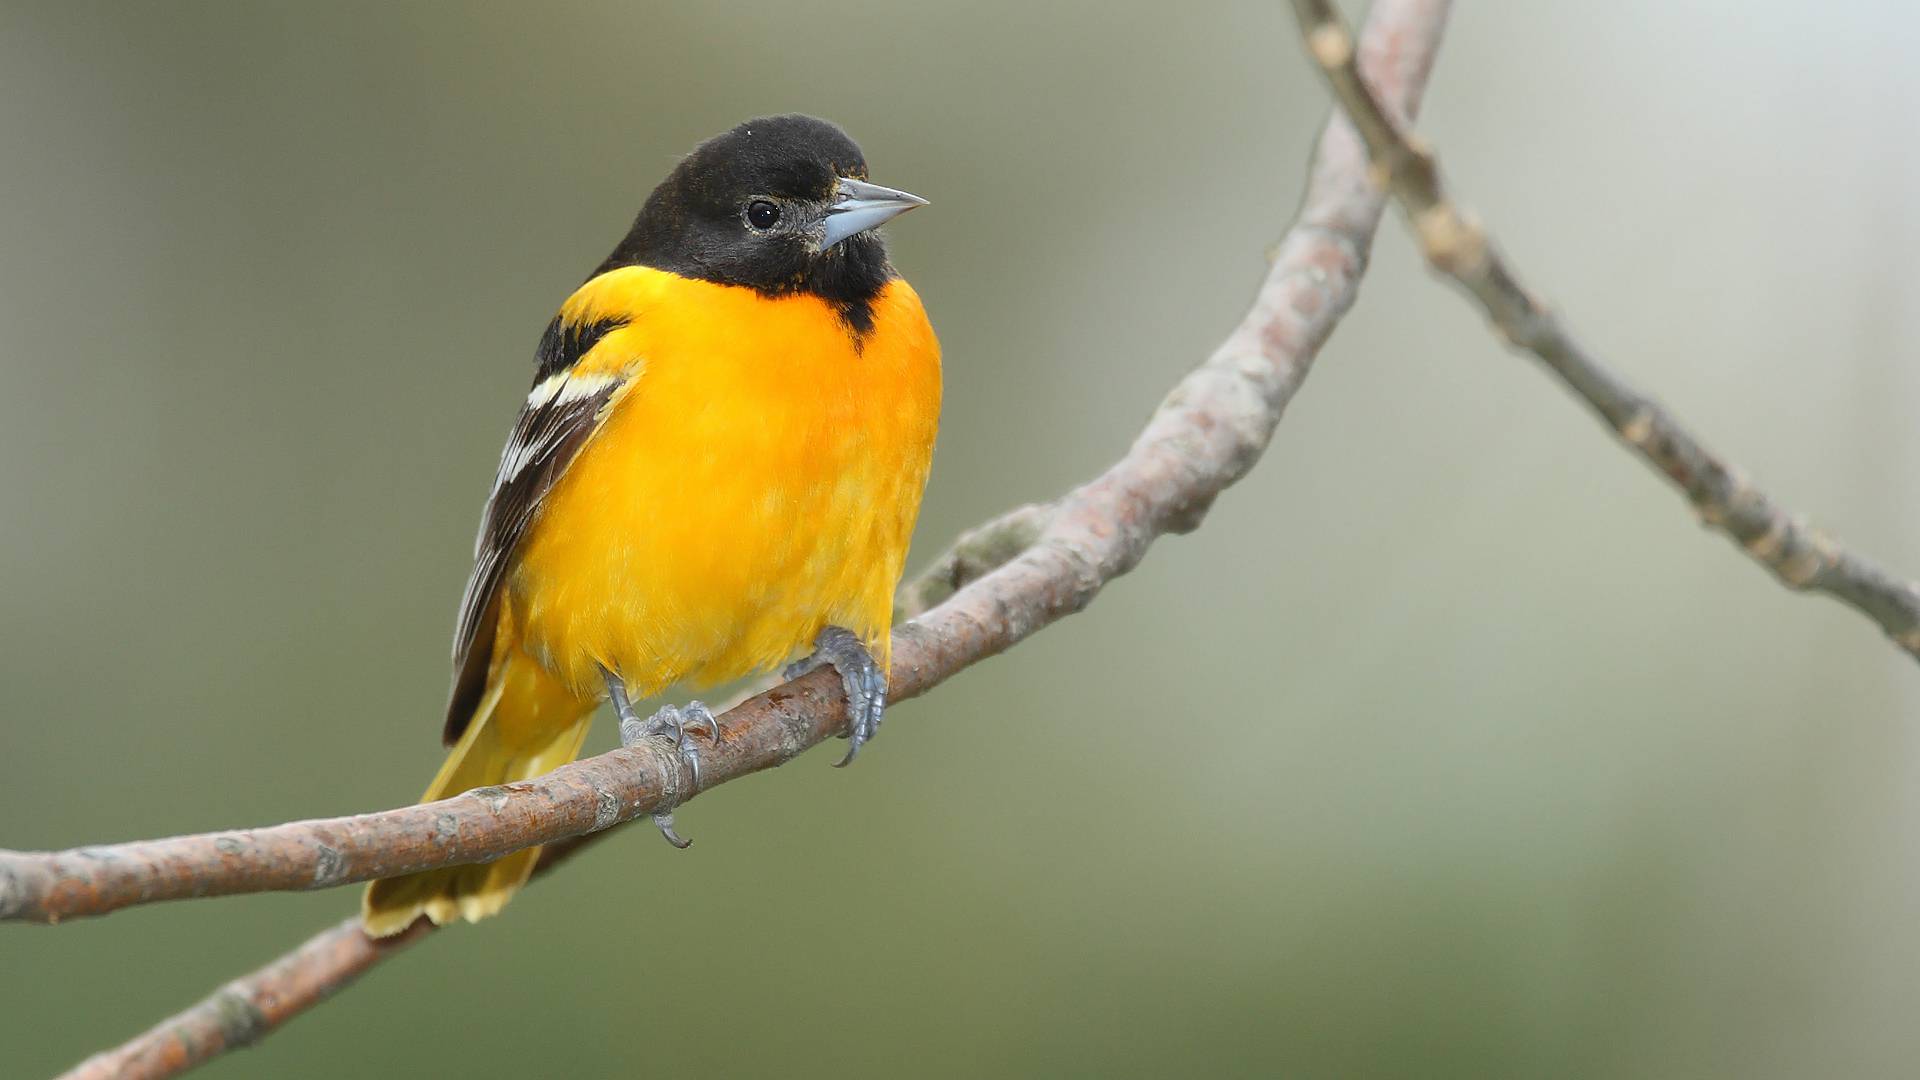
[363,654,594,937]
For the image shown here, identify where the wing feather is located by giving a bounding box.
[443,315,632,742]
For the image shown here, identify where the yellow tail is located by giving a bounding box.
[362,652,595,937]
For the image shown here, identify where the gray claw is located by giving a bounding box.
[680,700,722,740]
[792,626,887,767]
[625,702,716,788]
[652,812,691,849]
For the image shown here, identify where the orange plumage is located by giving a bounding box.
[516,269,939,695]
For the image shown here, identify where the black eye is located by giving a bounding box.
[746,200,780,230]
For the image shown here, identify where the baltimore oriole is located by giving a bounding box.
[363,115,939,936]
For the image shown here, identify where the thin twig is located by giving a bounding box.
[55,836,604,1080]
[1289,0,1920,662]
[51,1,1455,1074]
[58,918,432,1080]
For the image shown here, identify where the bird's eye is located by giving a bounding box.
[746,200,781,230]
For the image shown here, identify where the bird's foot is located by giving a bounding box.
[601,666,718,848]
[619,700,720,781]
[784,626,886,767]
[620,702,720,848]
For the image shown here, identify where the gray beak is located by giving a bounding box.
[821,176,928,250]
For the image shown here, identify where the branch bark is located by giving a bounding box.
[1289,0,1920,662]
[49,1,1455,1074]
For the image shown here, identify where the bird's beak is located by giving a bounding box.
[821,176,928,250]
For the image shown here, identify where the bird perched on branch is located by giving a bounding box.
[363,115,940,936]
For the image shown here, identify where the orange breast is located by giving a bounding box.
[505,268,941,699]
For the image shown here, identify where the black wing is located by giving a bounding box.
[444,316,631,743]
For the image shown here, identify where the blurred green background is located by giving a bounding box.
[4,1,1918,1076]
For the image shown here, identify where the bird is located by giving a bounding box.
[362,115,940,936]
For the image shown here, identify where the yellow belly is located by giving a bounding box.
[505,269,941,699]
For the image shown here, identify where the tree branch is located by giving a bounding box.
[0,0,1455,927]
[1,525,1041,925]
[48,1,1455,1074]
[1289,0,1920,662]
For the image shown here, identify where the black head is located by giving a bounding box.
[596,115,926,327]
